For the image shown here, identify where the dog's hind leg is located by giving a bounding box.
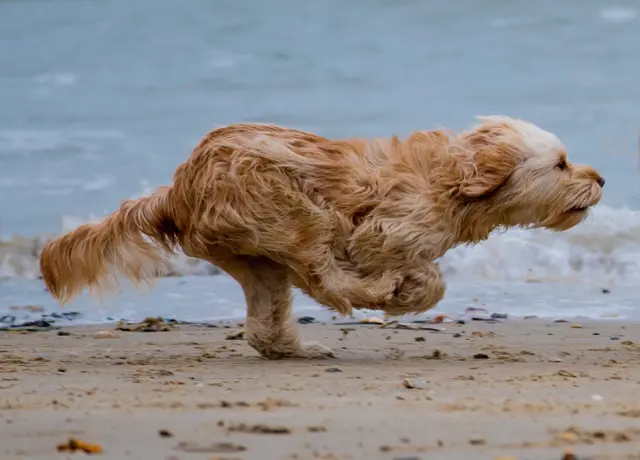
[205,248,335,360]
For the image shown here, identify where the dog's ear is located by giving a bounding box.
[457,125,520,199]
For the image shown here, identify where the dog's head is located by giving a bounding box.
[439,116,604,232]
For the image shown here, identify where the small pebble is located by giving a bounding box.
[414,336,426,342]
[325,367,342,373]
[593,332,600,336]
[548,357,563,363]
[403,378,428,390]
[473,353,489,360]
[491,313,508,319]
[297,316,316,324]
[57,331,71,336]
[158,429,173,438]
[468,435,486,445]
[453,333,462,338]
[601,288,611,294]
[570,324,583,329]
[610,336,621,341]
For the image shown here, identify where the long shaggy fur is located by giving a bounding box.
[40,116,604,359]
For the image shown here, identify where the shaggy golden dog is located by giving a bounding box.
[40,116,604,359]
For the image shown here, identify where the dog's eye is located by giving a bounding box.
[556,160,567,171]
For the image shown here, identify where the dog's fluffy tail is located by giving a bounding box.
[40,186,180,304]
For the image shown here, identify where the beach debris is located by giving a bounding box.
[424,349,444,360]
[115,317,173,332]
[557,369,578,378]
[465,307,492,321]
[552,426,632,445]
[524,315,538,320]
[158,429,173,438]
[403,378,428,389]
[9,304,43,313]
[553,318,569,323]
[414,336,426,342]
[0,315,16,324]
[325,367,342,373]
[225,330,245,340]
[561,451,578,460]
[491,313,508,319]
[591,394,604,402]
[601,288,611,294]
[468,434,486,445]
[175,441,246,452]
[431,314,454,323]
[297,316,317,324]
[360,316,385,324]
[57,330,71,336]
[570,324,583,329]
[227,422,292,434]
[56,437,104,454]
[94,330,118,339]
[453,333,463,338]
[307,425,327,432]
[610,336,621,341]
[548,356,563,363]
[473,353,489,360]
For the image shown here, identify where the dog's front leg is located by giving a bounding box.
[381,261,446,317]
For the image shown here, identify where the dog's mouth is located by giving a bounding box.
[566,205,589,213]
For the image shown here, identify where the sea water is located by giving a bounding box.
[1,0,639,323]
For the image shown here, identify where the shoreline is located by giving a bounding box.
[2,317,640,459]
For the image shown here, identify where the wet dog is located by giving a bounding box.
[40,116,604,359]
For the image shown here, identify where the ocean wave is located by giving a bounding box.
[1,191,638,285]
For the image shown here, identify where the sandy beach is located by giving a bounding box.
[1,317,639,460]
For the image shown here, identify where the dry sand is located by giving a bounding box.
[1,317,640,460]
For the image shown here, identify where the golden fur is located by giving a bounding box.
[40,116,604,359]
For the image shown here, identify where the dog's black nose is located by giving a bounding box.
[597,176,605,188]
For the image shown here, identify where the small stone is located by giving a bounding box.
[360,317,385,324]
[94,330,118,339]
[57,331,71,336]
[557,369,577,378]
[403,378,428,389]
[610,336,621,341]
[453,333,462,338]
[591,394,604,401]
[548,357,563,363]
[593,332,600,336]
[562,451,578,460]
[570,324,583,329]
[491,313,508,319]
[158,429,173,438]
[601,288,611,294]
[473,353,489,360]
[297,316,316,324]
[225,330,245,340]
[325,367,342,373]
[414,336,426,342]
[469,435,486,445]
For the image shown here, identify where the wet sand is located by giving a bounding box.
[1,317,640,460]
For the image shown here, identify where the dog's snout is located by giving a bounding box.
[596,176,605,188]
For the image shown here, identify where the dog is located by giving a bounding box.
[40,116,604,359]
